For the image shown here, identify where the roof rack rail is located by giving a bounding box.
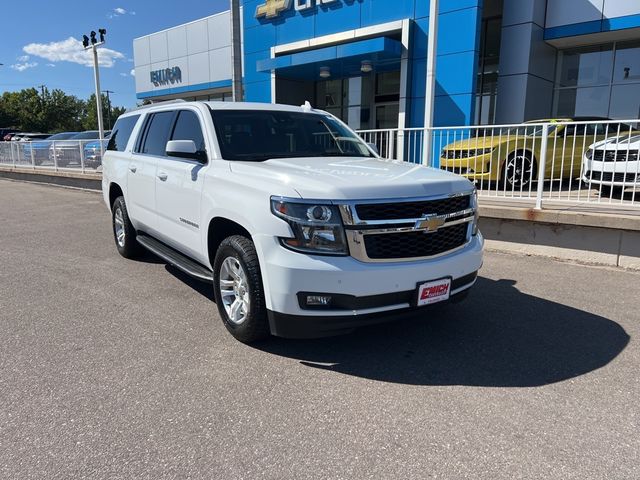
[126,98,188,113]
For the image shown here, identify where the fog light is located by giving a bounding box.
[306,295,332,306]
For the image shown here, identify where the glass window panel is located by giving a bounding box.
[613,40,640,84]
[609,84,640,120]
[375,71,400,96]
[171,110,206,152]
[557,45,613,87]
[375,103,399,129]
[555,86,610,118]
[141,111,175,156]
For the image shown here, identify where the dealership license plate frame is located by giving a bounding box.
[415,277,452,307]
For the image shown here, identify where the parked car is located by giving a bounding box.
[0,128,20,141]
[83,135,111,168]
[49,130,109,167]
[102,101,483,343]
[439,117,634,188]
[22,132,78,165]
[582,133,640,194]
[12,133,51,142]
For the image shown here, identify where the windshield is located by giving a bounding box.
[210,110,373,161]
[71,131,100,140]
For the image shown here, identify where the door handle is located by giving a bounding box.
[157,172,168,181]
[129,165,137,173]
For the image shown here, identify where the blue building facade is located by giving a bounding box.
[134,0,640,128]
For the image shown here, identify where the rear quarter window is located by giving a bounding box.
[107,115,141,152]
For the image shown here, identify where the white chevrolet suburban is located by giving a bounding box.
[102,100,483,343]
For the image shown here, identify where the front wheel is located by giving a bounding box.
[213,235,269,343]
[503,152,536,189]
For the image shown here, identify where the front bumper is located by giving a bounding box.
[439,153,497,181]
[254,232,484,337]
[582,156,640,187]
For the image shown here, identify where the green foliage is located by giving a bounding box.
[0,87,127,133]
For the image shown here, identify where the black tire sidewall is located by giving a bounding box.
[213,236,269,343]
[111,197,140,258]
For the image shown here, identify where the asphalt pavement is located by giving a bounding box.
[1,178,638,479]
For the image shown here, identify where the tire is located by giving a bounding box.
[213,235,270,343]
[503,152,536,189]
[111,196,142,259]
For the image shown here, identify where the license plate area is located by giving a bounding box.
[416,277,451,306]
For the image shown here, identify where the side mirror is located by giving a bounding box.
[166,140,206,162]
[367,142,379,155]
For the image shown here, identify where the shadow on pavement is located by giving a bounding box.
[253,277,629,387]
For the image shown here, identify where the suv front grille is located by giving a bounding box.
[363,223,469,260]
[355,195,471,220]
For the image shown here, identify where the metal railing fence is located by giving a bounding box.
[0,139,103,173]
[357,119,640,209]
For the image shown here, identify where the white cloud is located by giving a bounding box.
[17,55,30,62]
[23,37,125,68]
[109,7,135,18]
[46,63,56,67]
[11,61,38,72]
[130,69,135,76]
[120,72,128,77]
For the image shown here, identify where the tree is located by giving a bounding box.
[0,87,126,133]
[83,93,125,131]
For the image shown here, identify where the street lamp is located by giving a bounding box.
[82,28,107,155]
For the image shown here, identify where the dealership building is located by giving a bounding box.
[133,0,640,130]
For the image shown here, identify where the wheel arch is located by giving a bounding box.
[207,217,253,268]
[108,182,124,210]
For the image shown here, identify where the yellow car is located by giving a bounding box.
[439,118,634,189]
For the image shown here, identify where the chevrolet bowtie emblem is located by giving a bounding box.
[415,214,446,233]
[256,0,291,18]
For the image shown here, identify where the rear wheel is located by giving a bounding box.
[111,196,142,259]
[503,152,536,189]
[213,235,269,343]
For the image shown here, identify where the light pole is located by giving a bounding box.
[230,0,243,102]
[82,29,107,155]
[423,0,439,166]
[102,90,114,130]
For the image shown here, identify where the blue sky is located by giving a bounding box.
[0,0,228,107]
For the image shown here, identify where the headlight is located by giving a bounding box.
[271,198,348,255]
[471,189,479,236]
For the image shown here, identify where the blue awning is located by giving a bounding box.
[256,37,402,80]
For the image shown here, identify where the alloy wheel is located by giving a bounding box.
[219,256,250,325]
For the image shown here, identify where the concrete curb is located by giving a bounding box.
[0,167,101,191]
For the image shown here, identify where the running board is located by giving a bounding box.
[136,233,213,282]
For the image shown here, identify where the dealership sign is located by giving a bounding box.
[150,66,182,86]
[256,0,339,19]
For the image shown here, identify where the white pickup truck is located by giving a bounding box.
[102,100,483,343]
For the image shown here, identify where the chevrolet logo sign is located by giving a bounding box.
[256,0,291,19]
[414,214,446,233]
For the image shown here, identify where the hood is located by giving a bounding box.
[590,134,640,150]
[442,136,508,150]
[229,156,473,200]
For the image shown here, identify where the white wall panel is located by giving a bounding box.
[187,19,209,55]
[167,26,188,59]
[134,64,151,92]
[149,32,169,64]
[208,12,231,50]
[133,37,150,67]
[209,47,232,82]
[188,52,210,85]
[603,0,640,19]
[545,0,604,28]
